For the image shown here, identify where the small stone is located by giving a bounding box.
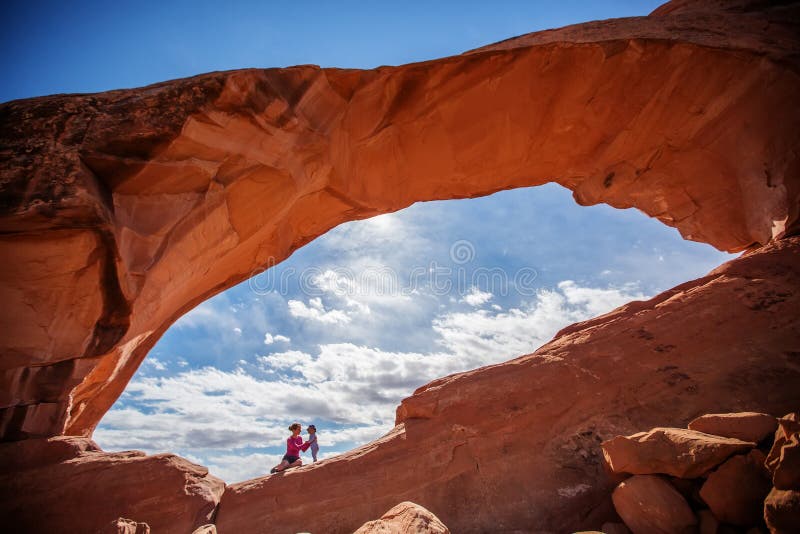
[97,518,151,534]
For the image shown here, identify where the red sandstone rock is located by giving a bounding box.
[699,450,771,527]
[611,475,697,534]
[0,434,100,473]
[766,413,800,490]
[688,412,778,443]
[216,237,800,532]
[763,487,800,534]
[352,502,449,534]
[0,0,799,444]
[601,428,755,478]
[772,432,800,490]
[0,437,225,534]
[697,509,719,534]
[97,518,151,534]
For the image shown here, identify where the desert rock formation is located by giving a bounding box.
[1,0,798,443]
[1,0,799,532]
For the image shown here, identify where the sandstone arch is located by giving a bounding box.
[1,0,800,531]
[1,0,797,442]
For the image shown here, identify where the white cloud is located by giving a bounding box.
[288,298,353,325]
[461,287,493,307]
[233,327,242,335]
[144,357,166,371]
[264,333,291,345]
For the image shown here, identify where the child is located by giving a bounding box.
[306,424,319,462]
[270,422,306,473]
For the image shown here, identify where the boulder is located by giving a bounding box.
[612,475,696,534]
[602,428,755,478]
[0,437,225,534]
[763,487,800,534]
[699,450,771,527]
[352,502,449,534]
[766,413,800,490]
[688,412,778,443]
[97,518,150,534]
[772,432,800,490]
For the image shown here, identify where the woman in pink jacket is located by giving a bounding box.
[270,422,307,473]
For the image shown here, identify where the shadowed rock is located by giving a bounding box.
[699,450,771,527]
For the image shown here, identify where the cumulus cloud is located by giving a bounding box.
[461,287,493,307]
[264,333,290,345]
[287,297,353,325]
[95,280,648,482]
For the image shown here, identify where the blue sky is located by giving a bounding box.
[1,0,734,483]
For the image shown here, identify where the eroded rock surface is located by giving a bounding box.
[0,437,225,534]
[215,237,800,533]
[1,0,799,441]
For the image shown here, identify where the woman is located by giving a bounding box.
[270,422,306,473]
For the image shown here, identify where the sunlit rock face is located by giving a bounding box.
[0,0,798,531]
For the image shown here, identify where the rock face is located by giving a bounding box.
[0,437,225,534]
[601,428,755,478]
[215,237,800,533]
[1,0,799,533]
[688,412,778,443]
[698,450,772,527]
[1,0,799,442]
[611,475,696,534]
[352,502,449,534]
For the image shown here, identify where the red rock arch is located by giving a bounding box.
[0,0,797,448]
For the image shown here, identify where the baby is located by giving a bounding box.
[306,424,319,462]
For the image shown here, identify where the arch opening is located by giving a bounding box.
[93,182,734,482]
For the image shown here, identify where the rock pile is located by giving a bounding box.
[600,412,799,534]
